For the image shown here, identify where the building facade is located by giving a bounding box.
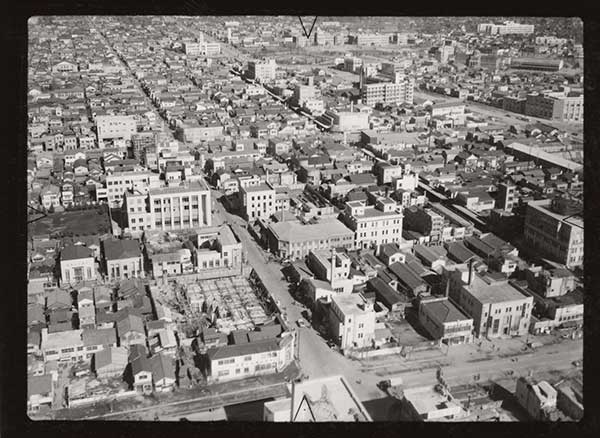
[123,181,212,235]
[524,198,583,268]
[341,198,404,250]
[328,293,376,352]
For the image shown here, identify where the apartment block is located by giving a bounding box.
[361,77,415,106]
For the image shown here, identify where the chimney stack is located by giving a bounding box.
[468,259,474,286]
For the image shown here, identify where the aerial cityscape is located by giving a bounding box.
[26,16,583,422]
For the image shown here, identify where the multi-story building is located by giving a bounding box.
[102,170,161,207]
[123,180,212,235]
[524,198,583,268]
[60,245,97,285]
[247,59,277,83]
[95,115,137,143]
[496,182,516,211]
[322,109,369,133]
[241,182,277,221]
[403,207,445,243]
[40,327,118,363]
[449,269,533,339]
[355,33,391,46]
[207,333,295,383]
[525,90,583,122]
[361,77,415,106]
[267,218,354,261]
[195,225,243,273]
[328,293,376,352]
[418,297,474,345]
[306,249,355,300]
[341,198,403,250]
[478,21,534,35]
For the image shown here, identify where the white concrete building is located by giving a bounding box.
[123,180,212,235]
[95,115,137,142]
[241,182,277,221]
[60,245,97,285]
[341,198,404,250]
[328,293,376,352]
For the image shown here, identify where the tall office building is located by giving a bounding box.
[247,59,277,83]
[123,180,212,235]
[361,76,414,106]
[524,197,583,268]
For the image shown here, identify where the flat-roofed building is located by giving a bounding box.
[361,77,415,106]
[449,270,533,339]
[328,293,376,352]
[418,297,474,344]
[342,198,404,250]
[95,115,137,142]
[247,59,277,83]
[207,333,295,383]
[241,182,277,221]
[525,91,583,122]
[123,180,212,235]
[267,218,354,261]
[264,375,372,421]
[524,198,583,268]
[104,170,161,207]
[400,385,467,421]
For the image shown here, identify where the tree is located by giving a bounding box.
[48,204,55,214]
[203,158,214,176]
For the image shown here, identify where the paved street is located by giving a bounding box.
[97,28,175,139]
[210,186,583,406]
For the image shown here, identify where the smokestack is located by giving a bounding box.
[330,248,335,285]
[468,259,474,286]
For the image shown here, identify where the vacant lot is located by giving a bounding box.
[29,207,111,238]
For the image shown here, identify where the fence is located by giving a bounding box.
[346,345,404,360]
[155,265,251,284]
[68,389,137,408]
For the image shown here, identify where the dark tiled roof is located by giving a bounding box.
[421,298,470,323]
[82,328,117,347]
[207,337,281,361]
[446,242,477,263]
[103,239,141,260]
[389,262,426,291]
[367,277,409,306]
